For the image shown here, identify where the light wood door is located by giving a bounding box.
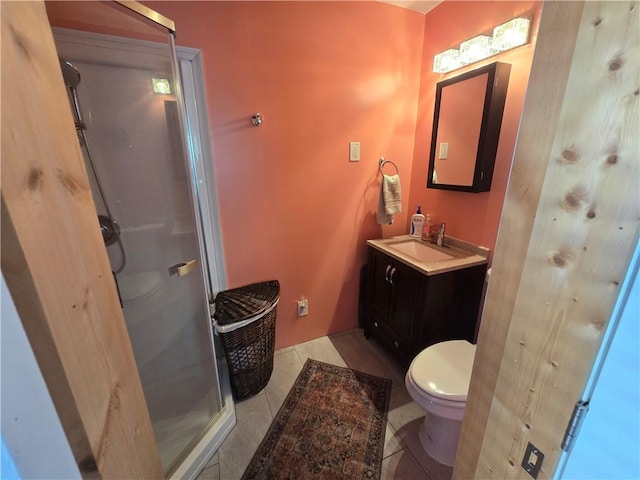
[455,1,639,478]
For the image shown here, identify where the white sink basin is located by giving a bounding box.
[389,240,455,263]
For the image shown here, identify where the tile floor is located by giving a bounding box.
[196,328,453,480]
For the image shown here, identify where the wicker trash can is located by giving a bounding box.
[212,280,280,400]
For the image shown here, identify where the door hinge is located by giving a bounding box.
[561,400,589,452]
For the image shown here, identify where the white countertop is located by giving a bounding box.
[367,234,489,276]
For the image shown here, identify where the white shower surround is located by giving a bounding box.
[52,27,233,479]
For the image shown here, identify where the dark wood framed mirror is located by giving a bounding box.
[427,62,511,193]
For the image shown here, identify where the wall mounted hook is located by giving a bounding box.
[251,113,263,126]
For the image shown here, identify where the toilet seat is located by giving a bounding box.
[409,340,476,402]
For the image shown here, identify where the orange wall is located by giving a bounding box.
[146,1,425,348]
[409,1,542,258]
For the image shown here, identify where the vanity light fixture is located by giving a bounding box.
[492,17,531,52]
[433,16,531,73]
[459,35,496,65]
[432,48,463,75]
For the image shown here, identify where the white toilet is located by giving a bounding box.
[405,340,476,466]
[404,268,490,466]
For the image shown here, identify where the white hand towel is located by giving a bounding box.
[377,174,402,224]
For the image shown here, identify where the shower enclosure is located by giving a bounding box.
[45,2,232,476]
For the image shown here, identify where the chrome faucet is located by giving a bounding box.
[436,223,446,246]
[425,222,446,245]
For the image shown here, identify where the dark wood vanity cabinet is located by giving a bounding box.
[364,246,487,368]
[365,247,421,366]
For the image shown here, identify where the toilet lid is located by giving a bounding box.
[409,340,476,401]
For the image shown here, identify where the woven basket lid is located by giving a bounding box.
[213,280,280,325]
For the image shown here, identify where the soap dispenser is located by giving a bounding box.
[410,206,425,238]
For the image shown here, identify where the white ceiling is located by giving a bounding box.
[380,1,442,15]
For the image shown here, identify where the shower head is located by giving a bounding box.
[60,60,81,88]
[59,59,86,130]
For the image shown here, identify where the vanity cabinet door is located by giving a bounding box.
[387,259,420,352]
[365,247,419,365]
[367,247,392,327]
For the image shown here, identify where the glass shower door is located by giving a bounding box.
[47,2,222,473]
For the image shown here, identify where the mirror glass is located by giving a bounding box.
[427,62,510,193]
[432,73,488,187]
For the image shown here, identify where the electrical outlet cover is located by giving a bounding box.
[297,299,309,316]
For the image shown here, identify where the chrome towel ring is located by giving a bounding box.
[379,157,399,175]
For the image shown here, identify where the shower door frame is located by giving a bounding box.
[51,25,235,479]
[171,42,235,480]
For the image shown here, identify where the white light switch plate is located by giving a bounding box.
[349,142,360,162]
[439,142,449,159]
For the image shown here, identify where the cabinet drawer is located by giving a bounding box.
[367,314,411,364]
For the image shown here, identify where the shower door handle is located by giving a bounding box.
[169,259,197,277]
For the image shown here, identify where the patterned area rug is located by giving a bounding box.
[242,359,391,479]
